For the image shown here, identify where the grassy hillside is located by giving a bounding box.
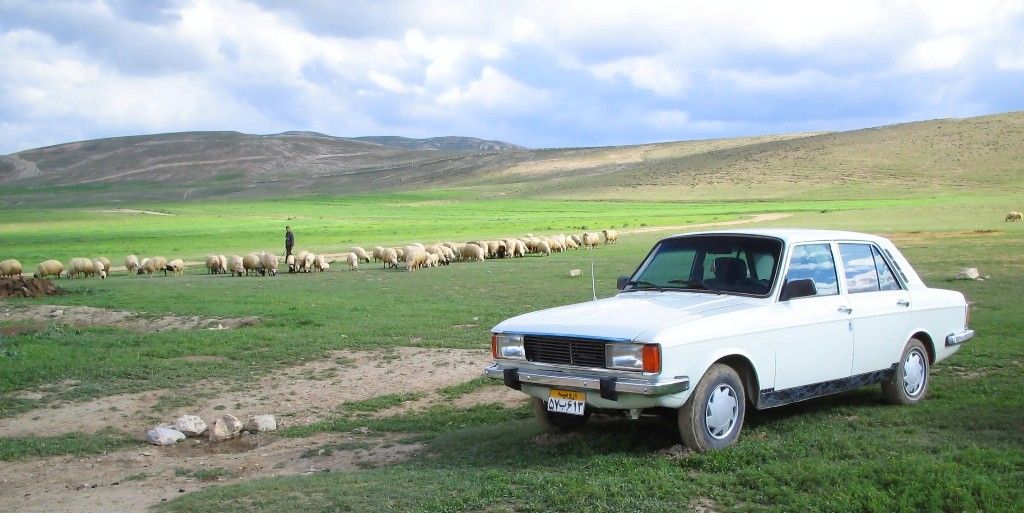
[1,111,1021,205]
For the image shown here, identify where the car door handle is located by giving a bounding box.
[838,306,853,314]
[897,300,910,307]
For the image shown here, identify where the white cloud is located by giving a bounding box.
[589,56,688,96]
[899,36,969,72]
[436,66,550,113]
[1,0,1023,154]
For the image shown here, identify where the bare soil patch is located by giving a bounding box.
[885,229,1003,246]
[0,347,494,438]
[0,432,419,513]
[85,209,174,216]
[0,304,260,332]
[0,277,63,298]
[0,346,510,512]
[622,213,793,235]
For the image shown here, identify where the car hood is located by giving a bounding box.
[492,291,763,341]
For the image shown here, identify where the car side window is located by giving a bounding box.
[872,246,902,291]
[839,243,879,293]
[784,243,839,296]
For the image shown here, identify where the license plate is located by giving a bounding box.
[547,389,586,416]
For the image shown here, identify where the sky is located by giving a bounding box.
[1,0,1023,154]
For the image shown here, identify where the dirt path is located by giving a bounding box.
[0,304,259,332]
[621,212,793,235]
[0,346,524,512]
[84,209,174,216]
[0,347,507,438]
[0,432,422,513]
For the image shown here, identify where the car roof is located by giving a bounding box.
[663,228,893,246]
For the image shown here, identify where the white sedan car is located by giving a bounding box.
[485,229,973,451]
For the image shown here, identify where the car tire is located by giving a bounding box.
[678,363,746,452]
[531,397,590,431]
[882,338,930,405]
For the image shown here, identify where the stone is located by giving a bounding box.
[954,267,980,280]
[568,269,582,277]
[173,415,208,437]
[146,427,186,446]
[208,414,243,442]
[243,414,277,433]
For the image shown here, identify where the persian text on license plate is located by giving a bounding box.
[547,389,586,416]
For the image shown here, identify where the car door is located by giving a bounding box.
[773,242,855,390]
[838,243,911,375]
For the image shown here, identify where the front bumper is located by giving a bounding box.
[484,363,689,398]
[945,329,975,347]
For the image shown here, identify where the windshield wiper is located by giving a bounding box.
[623,279,667,292]
[668,280,723,294]
[668,279,708,289]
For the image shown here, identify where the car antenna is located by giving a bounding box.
[591,258,598,301]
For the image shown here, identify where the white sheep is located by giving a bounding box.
[124,255,140,275]
[346,252,358,270]
[146,256,168,276]
[582,232,600,249]
[137,258,153,275]
[286,254,296,273]
[312,253,328,272]
[260,252,279,276]
[383,248,399,269]
[351,246,371,263]
[218,255,227,274]
[93,259,107,279]
[229,255,245,277]
[404,246,427,271]
[205,255,223,274]
[165,259,185,276]
[1007,211,1023,222]
[603,229,619,244]
[538,240,551,256]
[34,259,64,279]
[372,246,385,263]
[95,257,112,273]
[242,254,261,276]
[67,257,95,279]
[461,243,485,262]
[0,259,22,277]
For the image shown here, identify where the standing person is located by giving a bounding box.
[285,226,294,259]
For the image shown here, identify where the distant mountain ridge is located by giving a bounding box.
[0,111,1021,204]
[352,136,522,152]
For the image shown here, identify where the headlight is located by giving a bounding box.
[606,343,661,373]
[491,333,525,360]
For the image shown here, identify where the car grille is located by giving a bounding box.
[523,335,607,368]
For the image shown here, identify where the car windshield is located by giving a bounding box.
[625,235,783,296]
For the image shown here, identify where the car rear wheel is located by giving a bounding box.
[531,397,591,431]
[678,363,746,452]
[883,338,930,405]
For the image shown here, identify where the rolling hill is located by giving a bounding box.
[1,111,1021,204]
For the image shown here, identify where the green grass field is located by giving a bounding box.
[1,191,1022,512]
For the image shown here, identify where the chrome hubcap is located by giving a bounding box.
[903,349,926,397]
[705,384,739,440]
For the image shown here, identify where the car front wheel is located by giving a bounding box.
[531,397,591,431]
[678,363,746,452]
[882,338,930,405]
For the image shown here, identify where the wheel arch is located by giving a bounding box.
[910,331,935,364]
[714,354,760,407]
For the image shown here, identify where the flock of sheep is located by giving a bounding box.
[0,229,621,280]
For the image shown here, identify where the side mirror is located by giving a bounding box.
[617,275,630,290]
[780,278,817,301]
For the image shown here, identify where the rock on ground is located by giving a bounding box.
[244,414,277,433]
[173,415,208,437]
[146,427,185,446]
[209,414,243,442]
[955,267,980,280]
